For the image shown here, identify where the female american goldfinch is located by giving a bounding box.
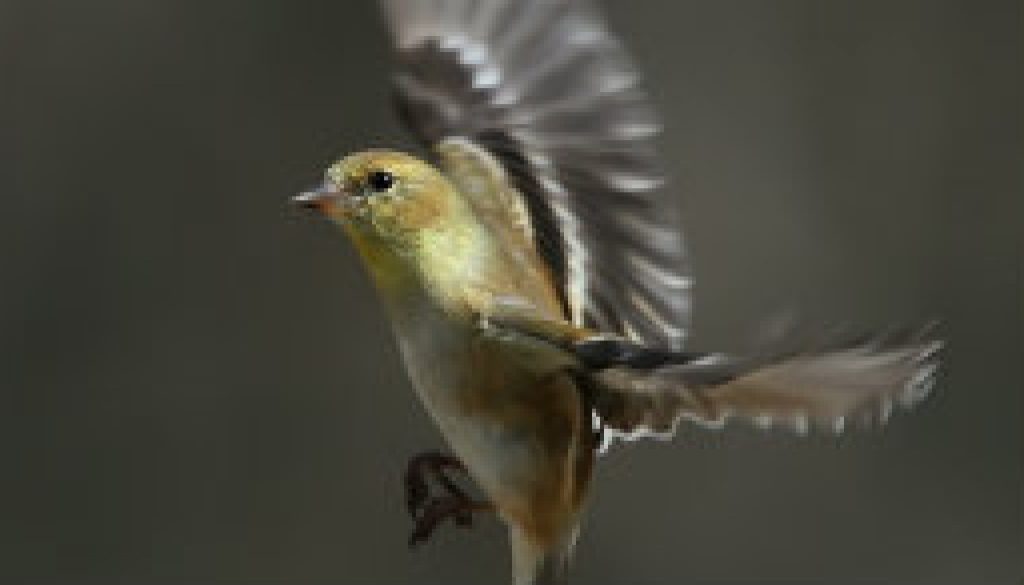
[293,1,941,583]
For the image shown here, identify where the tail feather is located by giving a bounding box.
[510,526,575,585]
[580,325,942,447]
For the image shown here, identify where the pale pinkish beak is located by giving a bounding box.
[291,181,342,213]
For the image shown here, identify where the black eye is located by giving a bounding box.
[367,170,395,193]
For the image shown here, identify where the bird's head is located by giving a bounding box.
[294,149,455,242]
[294,149,481,296]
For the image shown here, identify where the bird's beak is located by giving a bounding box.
[291,181,342,213]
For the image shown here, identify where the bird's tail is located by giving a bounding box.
[509,525,578,585]
[576,324,942,447]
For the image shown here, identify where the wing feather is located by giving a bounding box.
[582,326,943,444]
[381,0,691,348]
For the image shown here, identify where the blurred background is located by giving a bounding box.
[2,0,1021,583]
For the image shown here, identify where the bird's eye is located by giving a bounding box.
[367,170,395,193]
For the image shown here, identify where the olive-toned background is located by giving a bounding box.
[3,1,1021,583]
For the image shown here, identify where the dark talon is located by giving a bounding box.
[402,451,490,546]
[407,495,489,548]
[404,463,429,517]
[403,451,468,519]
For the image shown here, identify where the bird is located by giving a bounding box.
[292,1,942,583]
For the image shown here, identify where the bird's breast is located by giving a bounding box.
[387,291,585,524]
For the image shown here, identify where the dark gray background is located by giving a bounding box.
[3,1,1021,583]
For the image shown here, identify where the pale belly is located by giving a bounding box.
[390,300,586,526]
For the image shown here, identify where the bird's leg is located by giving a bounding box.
[404,451,466,517]
[403,451,492,547]
[408,496,492,548]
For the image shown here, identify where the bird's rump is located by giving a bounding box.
[381,0,692,350]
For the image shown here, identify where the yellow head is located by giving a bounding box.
[296,150,456,244]
[294,149,486,301]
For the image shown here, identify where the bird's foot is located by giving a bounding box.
[407,494,491,548]
[404,451,467,517]
[403,451,490,547]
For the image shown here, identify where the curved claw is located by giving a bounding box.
[402,451,492,547]
[403,451,468,518]
[408,496,490,548]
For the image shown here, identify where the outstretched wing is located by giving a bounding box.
[480,305,942,445]
[380,0,691,349]
[578,326,943,444]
